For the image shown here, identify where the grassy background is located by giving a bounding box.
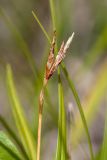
[0,0,107,159]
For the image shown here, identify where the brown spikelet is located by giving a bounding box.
[45,31,56,80]
[45,32,74,80]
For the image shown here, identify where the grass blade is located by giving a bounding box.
[61,63,94,160]
[56,74,67,160]
[6,64,36,160]
[49,1,67,159]
[0,115,29,160]
[0,131,22,160]
[71,60,107,148]
[49,0,56,31]
[32,11,51,44]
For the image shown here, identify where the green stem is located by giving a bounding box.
[49,0,56,31]
[49,1,68,159]
[32,11,51,44]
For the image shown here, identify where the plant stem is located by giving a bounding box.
[37,79,47,160]
[37,89,44,160]
[36,112,42,160]
[49,0,56,31]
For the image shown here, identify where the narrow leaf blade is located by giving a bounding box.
[0,115,29,160]
[62,64,94,160]
[0,131,22,160]
[55,74,67,160]
[6,64,36,160]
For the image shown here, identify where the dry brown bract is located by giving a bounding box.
[45,32,74,83]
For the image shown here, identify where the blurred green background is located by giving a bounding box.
[0,0,107,159]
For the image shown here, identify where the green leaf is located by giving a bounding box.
[100,107,107,160]
[6,64,36,160]
[49,1,68,158]
[49,0,56,31]
[0,131,22,160]
[61,64,94,160]
[32,11,51,44]
[55,74,67,160]
[71,61,107,149]
[0,115,29,160]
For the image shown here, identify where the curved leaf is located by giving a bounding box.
[0,131,22,160]
[0,115,29,160]
[6,64,36,160]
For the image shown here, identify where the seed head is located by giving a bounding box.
[44,32,74,83]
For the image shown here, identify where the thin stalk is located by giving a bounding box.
[36,111,42,160]
[49,0,56,31]
[61,64,94,160]
[32,11,51,44]
[37,80,47,160]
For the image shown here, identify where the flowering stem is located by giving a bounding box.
[37,111,42,160]
[37,79,47,160]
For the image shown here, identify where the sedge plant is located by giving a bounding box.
[1,0,107,160]
[37,31,74,160]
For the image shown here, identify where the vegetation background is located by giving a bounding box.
[0,0,107,160]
